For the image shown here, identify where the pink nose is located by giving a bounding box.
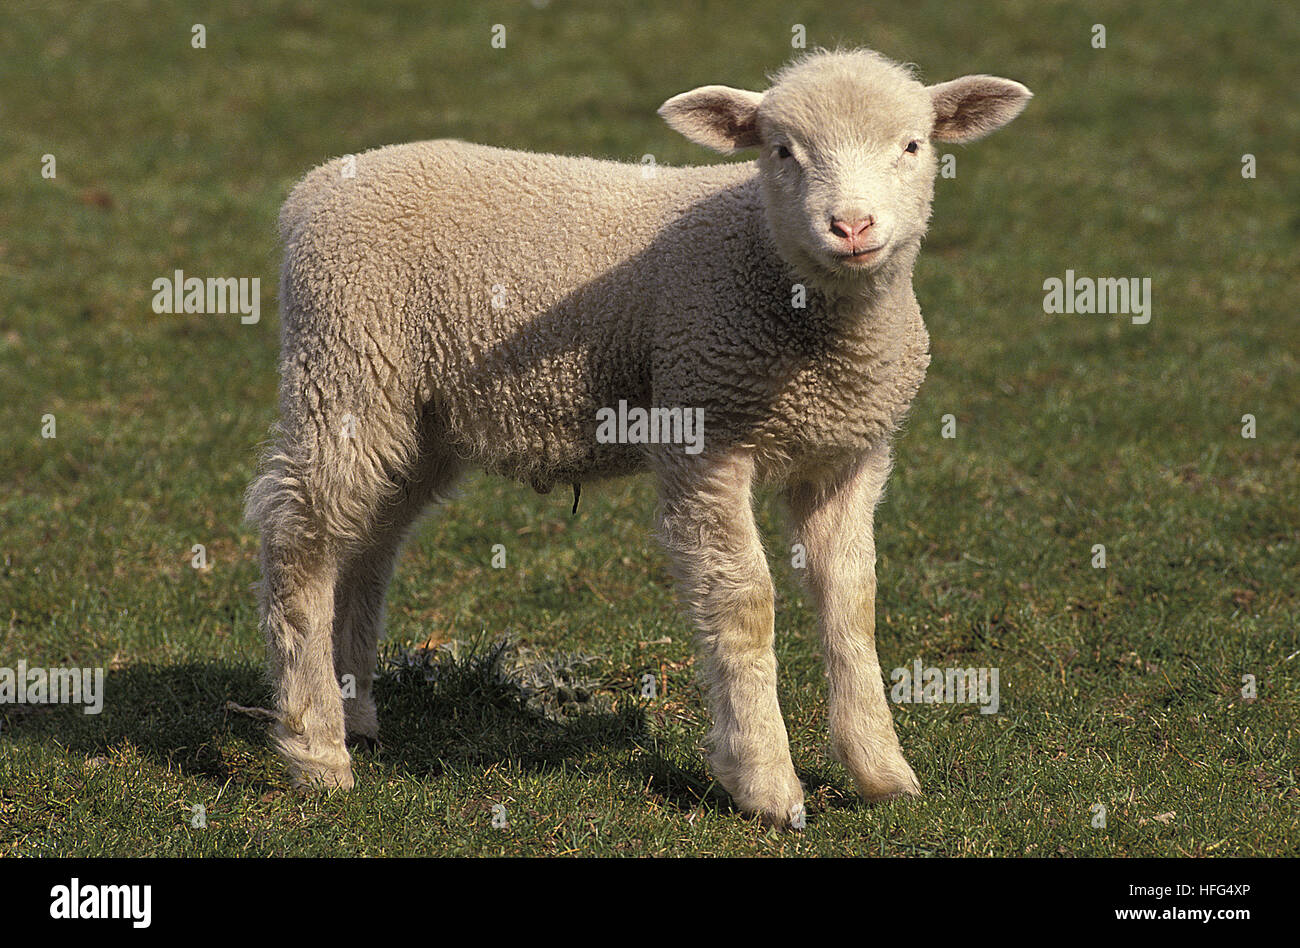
[831,216,874,240]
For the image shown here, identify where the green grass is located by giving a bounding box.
[1,0,1297,856]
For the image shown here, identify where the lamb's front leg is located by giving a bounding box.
[655,450,804,828]
[786,445,920,802]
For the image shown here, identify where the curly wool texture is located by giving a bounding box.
[268,133,930,523]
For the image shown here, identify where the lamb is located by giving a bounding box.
[246,47,1031,828]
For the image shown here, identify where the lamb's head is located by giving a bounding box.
[659,49,1032,287]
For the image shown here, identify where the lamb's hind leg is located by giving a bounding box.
[785,444,920,802]
[655,449,804,828]
[247,398,419,790]
[251,492,352,790]
[333,452,461,746]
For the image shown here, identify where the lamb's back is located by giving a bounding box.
[276,140,758,487]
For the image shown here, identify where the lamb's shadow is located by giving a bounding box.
[4,658,648,788]
[6,661,860,827]
[624,749,863,822]
[627,746,734,816]
[370,647,648,778]
[1,661,270,781]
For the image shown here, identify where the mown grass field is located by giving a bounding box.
[1,0,1296,856]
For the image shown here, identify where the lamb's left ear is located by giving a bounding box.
[927,75,1033,143]
[658,85,765,153]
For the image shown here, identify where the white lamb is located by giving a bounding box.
[247,47,1031,827]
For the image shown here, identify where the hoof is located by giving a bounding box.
[831,735,921,803]
[291,764,355,792]
[346,733,379,753]
[715,758,806,831]
[853,761,921,803]
[759,801,809,832]
[343,695,379,744]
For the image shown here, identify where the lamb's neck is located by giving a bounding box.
[812,249,921,345]
[747,208,922,350]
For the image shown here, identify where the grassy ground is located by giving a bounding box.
[1,0,1296,856]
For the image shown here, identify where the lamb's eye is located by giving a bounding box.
[905,141,920,154]
[776,144,792,160]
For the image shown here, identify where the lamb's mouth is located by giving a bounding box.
[835,244,887,265]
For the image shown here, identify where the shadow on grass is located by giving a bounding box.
[630,747,735,816]
[0,661,269,781]
[373,640,648,778]
[378,638,752,818]
[3,647,855,825]
[2,649,652,790]
[622,751,866,824]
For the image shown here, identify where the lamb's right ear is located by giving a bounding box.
[658,85,764,153]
